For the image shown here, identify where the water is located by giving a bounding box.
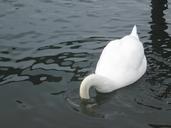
[0,0,171,127]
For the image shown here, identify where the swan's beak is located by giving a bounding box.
[130,25,139,39]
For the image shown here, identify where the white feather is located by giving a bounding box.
[80,25,147,99]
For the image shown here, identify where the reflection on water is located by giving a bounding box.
[0,0,171,127]
[149,0,171,76]
[147,0,171,100]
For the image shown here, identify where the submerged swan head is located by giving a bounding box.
[80,25,147,99]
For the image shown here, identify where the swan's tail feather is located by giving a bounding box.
[130,25,139,39]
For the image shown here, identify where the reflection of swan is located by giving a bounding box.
[80,25,147,99]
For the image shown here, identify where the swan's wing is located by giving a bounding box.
[95,39,123,76]
[95,36,146,84]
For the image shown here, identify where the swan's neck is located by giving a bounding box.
[80,74,117,99]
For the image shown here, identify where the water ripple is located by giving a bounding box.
[0,0,171,127]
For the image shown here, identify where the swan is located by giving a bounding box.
[80,25,147,99]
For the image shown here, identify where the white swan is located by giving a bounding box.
[80,25,147,99]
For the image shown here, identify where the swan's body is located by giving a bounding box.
[80,25,147,99]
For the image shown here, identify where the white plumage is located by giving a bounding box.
[80,25,147,99]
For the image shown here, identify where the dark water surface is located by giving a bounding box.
[0,0,171,128]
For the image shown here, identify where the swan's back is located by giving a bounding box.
[80,26,147,99]
[95,27,147,87]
